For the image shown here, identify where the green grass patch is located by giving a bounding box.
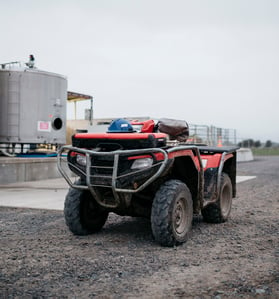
[252,148,279,156]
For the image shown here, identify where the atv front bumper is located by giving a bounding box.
[57,145,169,208]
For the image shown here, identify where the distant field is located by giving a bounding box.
[252,148,279,156]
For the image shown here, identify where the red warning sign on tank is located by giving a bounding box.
[37,121,51,132]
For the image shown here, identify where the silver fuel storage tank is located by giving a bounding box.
[0,67,67,146]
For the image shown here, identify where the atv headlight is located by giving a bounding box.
[131,158,153,170]
[201,159,207,168]
[76,154,86,166]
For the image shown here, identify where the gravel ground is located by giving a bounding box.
[0,156,278,298]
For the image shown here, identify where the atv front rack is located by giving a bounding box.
[57,145,204,209]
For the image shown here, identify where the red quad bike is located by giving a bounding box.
[57,118,238,247]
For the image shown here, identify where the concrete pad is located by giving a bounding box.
[0,177,68,189]
[0,188,67,210]
[0,176,256,211]
[236,176,256,183]
[0,178,68,211]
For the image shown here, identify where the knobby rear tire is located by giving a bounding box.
[202,173,233,223]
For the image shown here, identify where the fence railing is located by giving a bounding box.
[188,124,237,146]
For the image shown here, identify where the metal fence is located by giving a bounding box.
[188,124,237,146]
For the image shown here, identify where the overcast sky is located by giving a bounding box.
[1,0,279,142]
